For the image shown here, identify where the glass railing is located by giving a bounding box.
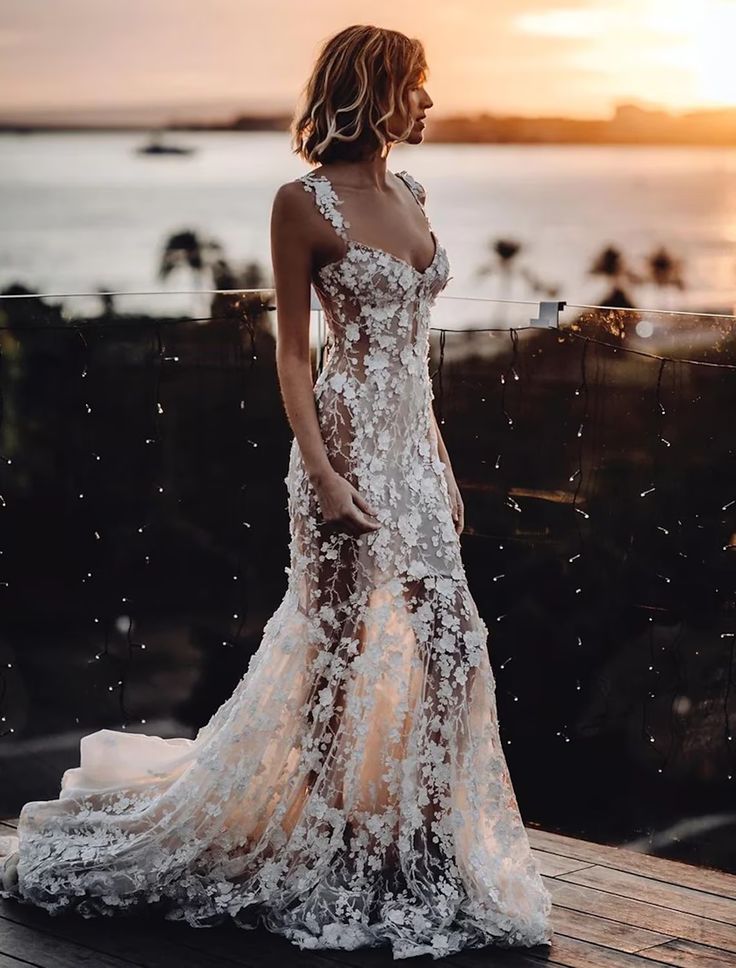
[1,287,734,874]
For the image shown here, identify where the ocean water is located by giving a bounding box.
[0,131,734,318]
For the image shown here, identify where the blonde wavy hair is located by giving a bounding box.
[292,25,428,165]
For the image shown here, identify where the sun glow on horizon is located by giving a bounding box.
[516,0,736,112]
[684,2,736,107]
[4,1,736,120]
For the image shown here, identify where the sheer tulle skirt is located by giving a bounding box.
[1,569,552,959]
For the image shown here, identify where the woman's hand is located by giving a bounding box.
[313,469,382,537]
[443,465,465,535]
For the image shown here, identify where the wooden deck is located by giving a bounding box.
[2,817,735,967]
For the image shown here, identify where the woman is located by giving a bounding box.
[1,24,552,961]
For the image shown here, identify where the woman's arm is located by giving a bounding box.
[270,183,333,484]
[430,405,453,471]
[429,405,465,535]
[270,184,381,537]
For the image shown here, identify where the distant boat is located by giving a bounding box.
[136,132,196,157]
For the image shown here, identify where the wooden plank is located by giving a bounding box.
[557,866,736,925]
[544,877,736,954]
[531,848,597,877]
[0,900,245,968]
[541,934,698,968]
[2,894,537,968]
[157,915,557,968]
[312,935,552,968]
[161,920,384,968]
[158,919,459,968]
[0,917,141,968]
[450,934,684,968]
[529,830,736,901]
[638,938,736,966]
[444,942,567,967]
[0,900,342,968]
[550,906,672,952]
[5,819,735,968]
[0,953,43,968]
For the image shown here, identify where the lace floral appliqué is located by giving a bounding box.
[0,168,553,961]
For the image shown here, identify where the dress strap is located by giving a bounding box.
[395,170,427,210]
[299,172,351,242]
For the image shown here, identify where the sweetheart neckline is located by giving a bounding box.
[304,171,441,279]
[319,232,441,281]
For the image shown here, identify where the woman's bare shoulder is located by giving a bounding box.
[271,176,314,225]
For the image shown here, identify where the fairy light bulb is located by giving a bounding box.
[1,301,734,778]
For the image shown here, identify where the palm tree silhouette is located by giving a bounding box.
[210,258,271,326]
[644,246,686,310]
[518,267,561,300]
[477,238,522,294]
[158,230,227,315]
[589,245,642,310]
[476,238,561,327]
[476,238,523,326]
[158,229,273,329]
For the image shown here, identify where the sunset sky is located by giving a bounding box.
[1,0,734,120]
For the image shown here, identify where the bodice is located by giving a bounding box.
[298,169,451,364]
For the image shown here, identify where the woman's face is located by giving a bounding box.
[388,72,433,144]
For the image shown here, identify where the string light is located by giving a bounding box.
[425,303,735,783]
[0,290,733,789]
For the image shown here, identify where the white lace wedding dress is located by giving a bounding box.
[0,168,553,960]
